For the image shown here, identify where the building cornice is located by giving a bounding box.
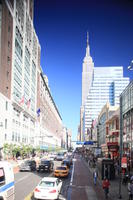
[40,72,62,121]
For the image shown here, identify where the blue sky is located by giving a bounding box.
[34,0,133,141]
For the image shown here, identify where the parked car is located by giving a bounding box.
[34,177,62,200]
[48,153,57,161]
[56,153,64,161]
[37,159,54,172]
[54,166,69,177]
[19,160,36,171]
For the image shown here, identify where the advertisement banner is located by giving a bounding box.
[121,157,127,168]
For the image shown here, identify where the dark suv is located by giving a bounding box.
[37,160,54,172]
[19,160,36,171]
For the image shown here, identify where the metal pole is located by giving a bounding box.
[96,125,99,148]
[119,95,123,199]
[130,85,132,175]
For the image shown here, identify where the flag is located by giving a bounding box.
[26,98,31,109]
[19,95,24,105]
[36,108,41,117]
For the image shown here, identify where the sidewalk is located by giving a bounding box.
[83,156,128,200]
[68,154,129,200]
[69,154,105,200]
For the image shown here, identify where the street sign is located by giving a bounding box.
[76,141,84,145]
[40,145,48,150]
[84,141,93,145]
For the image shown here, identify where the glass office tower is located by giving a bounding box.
[84,66,129,135]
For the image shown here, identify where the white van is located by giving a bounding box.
[0,161,15,200]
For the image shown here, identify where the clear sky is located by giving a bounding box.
[34,0,133,141]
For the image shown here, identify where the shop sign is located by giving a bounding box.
[107,142,118,146]
[108,145,119,152]
[121,157,127,168]
[112,131,119,136]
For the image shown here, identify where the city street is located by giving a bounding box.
[14,161,71,200]
[0,1,133,200]
[14,155,129,200]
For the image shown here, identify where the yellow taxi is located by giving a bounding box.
[54,166,69,177]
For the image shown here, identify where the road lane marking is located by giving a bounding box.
[70,158,75,186]
[24,191,33,200]
[15,174,31,184]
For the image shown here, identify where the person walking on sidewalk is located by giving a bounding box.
[93,169,98,185]
[102,177,110,199]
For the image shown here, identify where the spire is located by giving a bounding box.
[86,31,90,57]
[87,31,89,47]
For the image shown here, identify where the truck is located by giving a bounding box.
[0,161,15,200]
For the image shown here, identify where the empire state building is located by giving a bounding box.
[80,34,129,141]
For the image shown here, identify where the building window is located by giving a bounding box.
[5,119,7,129]
[5,134,7,140]
[12,132,14,141]
[8,26,10,32]
[6,71,9,79]
[8,41,10,48]
[5,101,8,111]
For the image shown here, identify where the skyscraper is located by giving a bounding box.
[80,35,129,140]
[0,0,64,148]
[82,32,94,106]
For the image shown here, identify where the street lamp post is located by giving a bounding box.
[96,122,101,148]
[128,60,133,71]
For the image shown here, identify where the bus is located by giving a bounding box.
[0,161,15,200]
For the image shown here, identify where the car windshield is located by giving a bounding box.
[56,167,66,170]
[41,160,50,164]
[39,181,55,187]
[24,160,31,165]
[57,153,64,156]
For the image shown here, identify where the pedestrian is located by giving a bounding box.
[93,170,98,185]
[102,177,110,199]
[131,175,133,181]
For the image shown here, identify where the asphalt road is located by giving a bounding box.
[14,161,72,200]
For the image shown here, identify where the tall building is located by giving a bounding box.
[0,0,40,145]
[82,32,94,106]
[80,32,94,141]
[0,0,65,149]
[80,35,129,140]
